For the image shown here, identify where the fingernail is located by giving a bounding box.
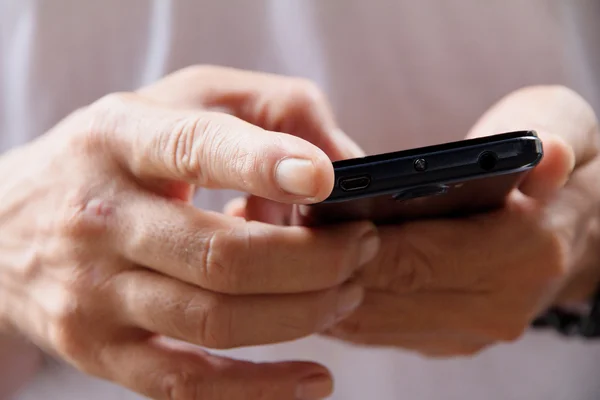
[296,374,333,400]
[319,284,364,332]
[358,229,380,267]
[337,284,364,317]
[275,158,318,197]
[566,143,576,173]
[332,128,366,158]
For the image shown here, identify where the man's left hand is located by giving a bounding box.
[226,85,600,357]
[324,86,600,356]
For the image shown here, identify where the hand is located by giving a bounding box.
[0,66,380,399]
[326,86,600,356]
[226,85,600,357]
[0,335,42,399]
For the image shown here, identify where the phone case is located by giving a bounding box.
[293,131,543,226]
[293,170,529,225]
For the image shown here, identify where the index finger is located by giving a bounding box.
[87,92,335,203]
[138,65,365,160]
[365,200,561,293]
[103,338,333,400]
[109,191,379,294]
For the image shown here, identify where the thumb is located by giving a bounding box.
[467,86,598,199]
[88,93,334,203]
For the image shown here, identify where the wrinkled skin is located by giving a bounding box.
[227,85,600,357]
[0,66,381,400]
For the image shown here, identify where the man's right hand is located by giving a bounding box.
[0,66,379,400]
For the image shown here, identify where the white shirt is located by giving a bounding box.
[2,1,600,399]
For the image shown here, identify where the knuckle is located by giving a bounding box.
[148,225,215,286]
[87,92,134,132]
[330,315,367,337]
[157,116,205,182]
[196,294,234,349]
[161,370,201,400]
[177,64,218,81]
[373,227,434,292]
[73,92,136,150]
[57,191,113,238]
[89,92,135,115]
[48,293,90,362]
[164,115,252,187]
[539,230,570,282]
[285,78,326,110]
[194,115,261,188]
[198,229,245,293]
[280,293,334,335]
[394,246,433,291]
[56,107,93,145]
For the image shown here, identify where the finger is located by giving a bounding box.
[109,191,379,294]
[467,85,599,198]
[223,197,248,219]
[329,291,527,343]
[139,65,365,160]
[103,336,333,400]
[90,92,335,203]
[325,327,491,357]
[114,270,364,349]
[365,200,562,293]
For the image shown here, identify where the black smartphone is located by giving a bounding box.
[293,130,543,225]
